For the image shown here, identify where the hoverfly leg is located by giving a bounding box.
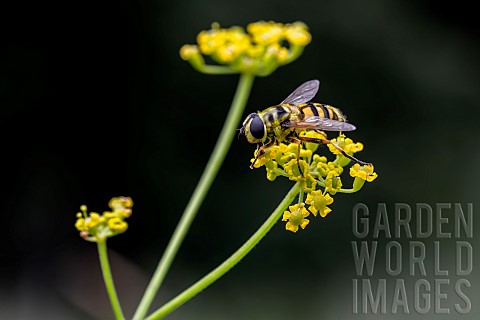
[250,144,263,169]
[250,142,272,169]
[297,136,372,167]
[325,139,372,167]
[287,137,305,176]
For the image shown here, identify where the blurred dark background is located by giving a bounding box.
[1,0,479,319]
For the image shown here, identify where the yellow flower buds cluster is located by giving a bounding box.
[252,133,377,233]
[75,197,133,241]
[180,21,311,76]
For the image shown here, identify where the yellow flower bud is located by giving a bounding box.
[284,22,311,46]
[180,44,200,61]
[108,217,128,233]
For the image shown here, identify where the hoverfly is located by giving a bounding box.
[240,79,370,168]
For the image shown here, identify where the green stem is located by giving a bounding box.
[145,183,301,320]
[199,65,238,74]
[132,73,255,320]
[298,188,305,204]
[187,55,238,74]
[97,239,125,320]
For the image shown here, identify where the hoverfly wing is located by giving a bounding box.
[287,116,356,132]
[280,80,320,105]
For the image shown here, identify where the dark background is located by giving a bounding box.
[1,0,479,319]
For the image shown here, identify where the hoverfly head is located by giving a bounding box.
[242,112,266,144]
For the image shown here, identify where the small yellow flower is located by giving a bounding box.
[283,159,310,181]
[251,145,280,168]
[299,131,326,153]
[247,21,284,45]
[328,135,364,155]
[276,47,289,63]
[302,174,318,193]
[84,213,104,229]
[316,161,343,177]
[299,148,312,159]
[117,208,132,218]
[284,22,311,46]
[263,43,282,61]
[108,217,128,233]
[179,44,200,61]
[214,30,250,63]
[75,217,85,231]
[197,28,226,55]
[278,143,290,153]
[312,154,327,166]
[316,162,329,177]
[109,196,134,209]
[246,44,264,58]
[325,171,342,195]
[282,203,310,233]
[350,163,378,182]
[306,190,334,217]
[276,142,309,164]
[265,161,280,181]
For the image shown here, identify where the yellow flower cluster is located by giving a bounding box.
[180,21,311,76]
[252,133,377,233]
[75,197,133,241]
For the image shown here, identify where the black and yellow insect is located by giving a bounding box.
[240,80,370,168]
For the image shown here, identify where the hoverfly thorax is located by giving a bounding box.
[242,112,267,144]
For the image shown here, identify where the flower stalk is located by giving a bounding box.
[97,238,125,320]
[145,183,301,320]
[132,73,255,320]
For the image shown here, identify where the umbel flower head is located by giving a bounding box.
[180,21,311,76]
[252,134,378,233]
[75,197,133,242]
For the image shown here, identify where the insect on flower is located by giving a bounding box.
[240,80,371,168]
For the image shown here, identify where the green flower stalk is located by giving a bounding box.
[145,183,302,320]
[75,197,133,242]
[75,197,133,320]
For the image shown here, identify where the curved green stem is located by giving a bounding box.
[198,65,238,74]
[338,188,356,193]
[340,177,366,193]
[145,183,301,320]
[97,239,125,320]
[132,73,255,320]
[186,55,238,74]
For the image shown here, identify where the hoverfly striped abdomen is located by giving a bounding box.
[297,102,346,122]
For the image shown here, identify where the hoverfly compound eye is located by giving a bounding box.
[249,114,265,140]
